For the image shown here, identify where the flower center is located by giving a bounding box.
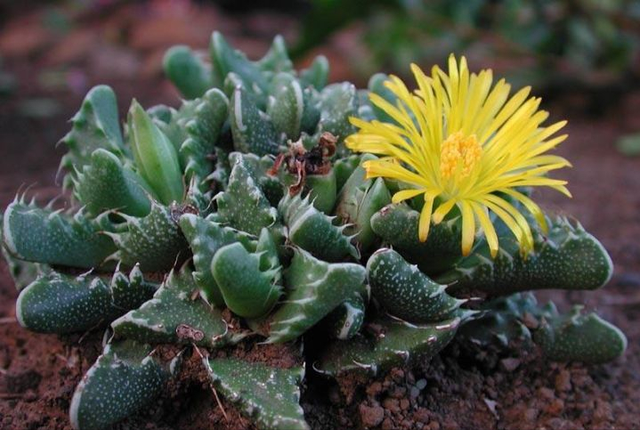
[440,131,482,181]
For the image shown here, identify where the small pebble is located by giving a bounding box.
[410,387,420,399]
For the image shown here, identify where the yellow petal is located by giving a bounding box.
[418,192,437,242]
[471,202,499,258]
[500,189,548,234]
[431,198,457,224]
[392,188,425,204]
[459,201,476,256]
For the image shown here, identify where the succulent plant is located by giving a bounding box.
[1,32,627,430]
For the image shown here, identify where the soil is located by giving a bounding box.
[1,3,639,430]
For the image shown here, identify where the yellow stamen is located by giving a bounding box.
[440,131,482,181]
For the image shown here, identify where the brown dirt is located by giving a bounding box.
[1,3,639,430]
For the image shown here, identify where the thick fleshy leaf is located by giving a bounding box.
[0,213,47,291]
[112,269,232,348]
[370,203,462,275]
[323,294,366,340]
[210,32,269,102]
[128,100,185,205]
[460,293,627,364]
[439,217,614,296]
[335,156,391,252]
[215,157,278,235]
[317,82,358,156]
[316,317,460,377]
[229,86,280,156]
[106,203,190,272]
[268,248,366,343]
[2,198,116,269]
[535,305,627,364]
[367,248,464,323]
[177,88,229,193]
[163,45,213,99]
[267,73,304,140]
[299,55,329,90]
[257,35,294,74]
[228,152,283,206]
[73,149,152,217]
[16,266,156,334]
[212,242,282,318]
[59,85,126,189]
[179,213,256,307]
[368,73,399,124]
[204,357,309,430]
[69,340,168,430]
[279,193,358,262]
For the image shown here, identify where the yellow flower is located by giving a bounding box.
[346,55,571,258]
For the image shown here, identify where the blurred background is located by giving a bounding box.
[0,0,639,269]
[1,0,639,110]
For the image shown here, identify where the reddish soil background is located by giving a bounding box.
[1,2,639,429]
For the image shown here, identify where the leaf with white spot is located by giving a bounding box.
[179,213,257,307]
[70,340,168,430]
[2,198,116,269]
[215,157,278,236]
[439,216,614,296]
[268,247,366,343]
[316,316,460,377]
[16,266,157,334]
[106,203,190,272]
[279,193,358,262]
[204,357,309,430]
[111,268,231,348]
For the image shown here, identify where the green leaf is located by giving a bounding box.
[257,35,294,74]
[460,293,627,364]
[128,100,185,205]
[317,82,358,156]
[216,157,278,235]
[69,340,168,430]
[268,247,366,343]
[0,213,47,291]
[267,73,304,140]
[335,156,391,252]
[300,87,322,133]
[368,73,399,124]
[73,149,152,217]
[367,248,464,323]
[163,45,213,99]
[316,316,460,377]
[212,242,282,318]
[59,85,126,189]
[179,213,256,307]
[2,198,116,269]
[178,88,229,193]
[439,217,614,296]
[229,86,280,156]
[106,203,190,272]
[112,268,232,348]
[334,154,365,192]
[323,294,366,340]
[535,305,627,364]
[211,32,269,100]
[279,193,358,262]
[371,203,462,275]
[204,357,309,430]
[228,152,284,206]
[16,266,156,334]
[299,55,329,90]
